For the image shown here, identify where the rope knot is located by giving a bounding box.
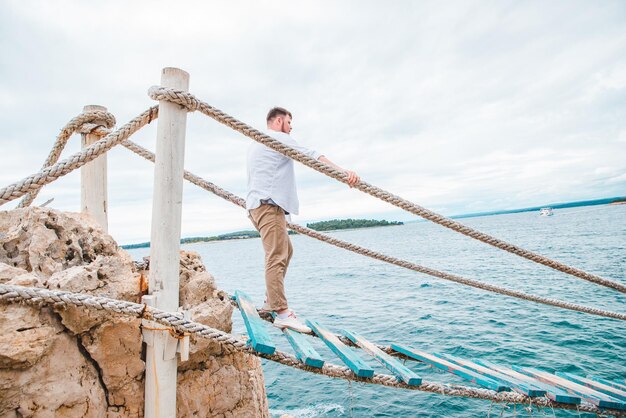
[148,85,199,111]
[76,111,116,136]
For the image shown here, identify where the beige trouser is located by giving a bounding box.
[249,204,293,312]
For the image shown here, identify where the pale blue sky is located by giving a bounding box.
[1,1,625,243]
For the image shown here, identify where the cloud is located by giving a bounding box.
[0,0,625,243]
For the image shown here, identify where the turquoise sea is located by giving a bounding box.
[128,204,626,417]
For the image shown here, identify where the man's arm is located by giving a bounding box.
[318,155,360,187]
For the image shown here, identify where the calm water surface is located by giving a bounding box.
[128,204,626,417]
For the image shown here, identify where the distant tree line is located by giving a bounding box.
[122,230,262,249]
[181,230,261,243]
[306,218,403,232]
[122,220,404,249]
[122,229,302,249]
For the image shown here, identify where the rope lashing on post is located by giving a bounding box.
[17,110,117,208]
[145,86,626,294]
[0,284,621,416]
[123,139,626,322]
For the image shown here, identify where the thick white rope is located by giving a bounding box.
[17,111,116,208]
[0,106,157,206]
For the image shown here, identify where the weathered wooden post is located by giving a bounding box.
[81,105,109,232]
[143,67,189,418]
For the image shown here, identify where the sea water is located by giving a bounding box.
[127,204,626,417]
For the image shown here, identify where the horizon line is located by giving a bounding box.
[120,195,625,248]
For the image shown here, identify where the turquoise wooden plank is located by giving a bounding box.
[474,360,581,405]
[390,344,509,392]
[342,330,421,386]
[268,312,323,368]
[234,290,275,355]
[306,320,374,378]
[588,376,626,393]
[514,366,625,410]
[283,328,325,368]
[435,354,545,397]
[557,372,626,402]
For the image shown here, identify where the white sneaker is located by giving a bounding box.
[259,300,272,313]
[273,310,312,334]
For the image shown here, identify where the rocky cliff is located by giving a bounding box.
[0,207,269,418]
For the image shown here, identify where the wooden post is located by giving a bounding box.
[81,105,109,232]
[144,67,189,418]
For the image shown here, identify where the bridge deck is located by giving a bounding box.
[232,291,624,415]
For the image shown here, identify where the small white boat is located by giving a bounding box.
[539,207,554,216]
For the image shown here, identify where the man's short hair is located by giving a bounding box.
[266,107,292,123]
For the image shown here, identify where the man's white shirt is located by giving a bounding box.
[246,130,321,215]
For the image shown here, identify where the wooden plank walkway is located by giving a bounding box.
[556,372,626,402]
[306,320,374,378]
[390,344,509,392]
[474,360,581,405]
[342,330,422,386]
[268,312,324,368]
[283,328,325,368]
[435,354,546,397]
[514,366,626,410]
[230,291,620,409]
[234,290,275,355]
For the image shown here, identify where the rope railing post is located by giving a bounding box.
[143,67,190,418]
[80,105,109,232]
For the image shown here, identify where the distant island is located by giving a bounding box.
[121,219,403,249]
[121,230,262,249]
[306,218,403,231]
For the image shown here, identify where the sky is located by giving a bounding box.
[0,1,625,244]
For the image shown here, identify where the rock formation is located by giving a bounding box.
[0,207,269,417]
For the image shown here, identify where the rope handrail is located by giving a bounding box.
[0,283,620,416]
[123,139,626,322]
[17,110,117,208]
[145,86,626,295]
[0,106,157,207]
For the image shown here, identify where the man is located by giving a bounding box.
[246,107,359,333]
